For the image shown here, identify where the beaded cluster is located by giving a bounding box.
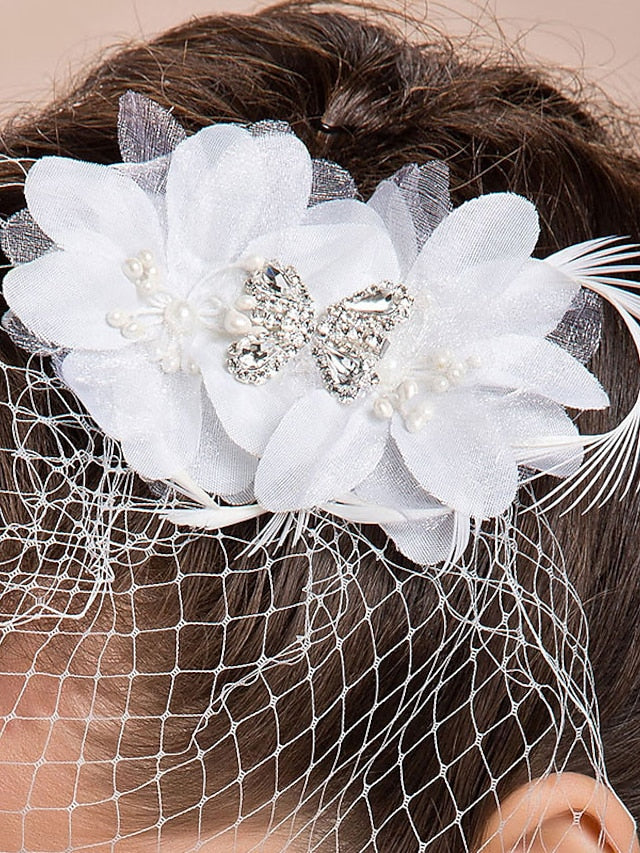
[373,350,483,432]
[106,250,204,375]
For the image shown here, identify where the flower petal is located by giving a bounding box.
[197,337,314,456]
[406,193,540,347]
[355,440,442,514]
[411,258,581,350]
[118,91,187,163]
[244,219,400,311]
[412,192,539,287]
[255,390,388,511]
[4,250,140,350]
[61,349,202,482]
[367,178,418,275]
[189,397,257,497]
[487,258,580,338]
[391,392,519,518]
[1,208,53,265]
[246,130,313,239]
[382,512,469,566]
[476,334,609,409]
[491,392,583,477]
[166,124,261,290]
[25,156,164,258]
[354,442,465,564]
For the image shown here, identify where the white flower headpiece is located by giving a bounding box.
[3,91,640,566]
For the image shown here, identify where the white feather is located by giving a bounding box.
[163,503,268,528]
[517,239,640,513]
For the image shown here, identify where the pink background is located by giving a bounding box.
[0,1,638,116]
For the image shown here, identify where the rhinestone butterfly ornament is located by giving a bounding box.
[226,261,413,400]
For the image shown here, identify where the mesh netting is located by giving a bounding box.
[0,354,611,852]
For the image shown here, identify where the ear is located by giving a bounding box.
[480,773,639,852]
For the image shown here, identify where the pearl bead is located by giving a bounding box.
[397,379,419,403]
[122,321,146,341]
[235,294,257,312]
[433,349,452,370]
[448,362,467,382]
[373,397,394,420]
[137,278,157,296]
[431,376,450,393]
[123,257,144,282]
[466,354,483,369]
[106,310,129,328]
[224,308,252,336]
[241,255,266,272]
[162,354,181,373]
[405,413,426,434]
[138,249,154,268]
[186,360,200,375]
[164,300,196,333]
[204,296,223,317]
[405,404,433,434]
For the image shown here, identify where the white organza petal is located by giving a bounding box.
[4,250,141,350]
[197,337,314,456]
[391,393,519,518]
[406,194,540,345]
[165,124,262,291]
[243,222,400,310]
[355,440,442,514]
[413,192,539,283]
[61,349,202,481]
[367,180,418,276]
[255,390,388,511]
[476,334,609,409]
[491,393,583,477]
[382,512,469,566]
[246,131,313,238]
[487,258,581,338]
[414,258,581,348]
[2,208,53,265]
[354,442,465,564]
[25,156,164,258]
[189,395,257,497]
[301,198,388,230]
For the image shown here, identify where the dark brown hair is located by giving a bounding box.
[1,2,640,850]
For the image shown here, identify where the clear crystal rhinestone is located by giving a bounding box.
[343,289,395,314]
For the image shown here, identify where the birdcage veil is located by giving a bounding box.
[1,90,639,852]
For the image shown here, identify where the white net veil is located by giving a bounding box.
[0,93,636,853]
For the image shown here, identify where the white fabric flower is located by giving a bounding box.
[253,191,608,561]
[3,121,395,497]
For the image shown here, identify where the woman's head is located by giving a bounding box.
[1,3,640,851]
